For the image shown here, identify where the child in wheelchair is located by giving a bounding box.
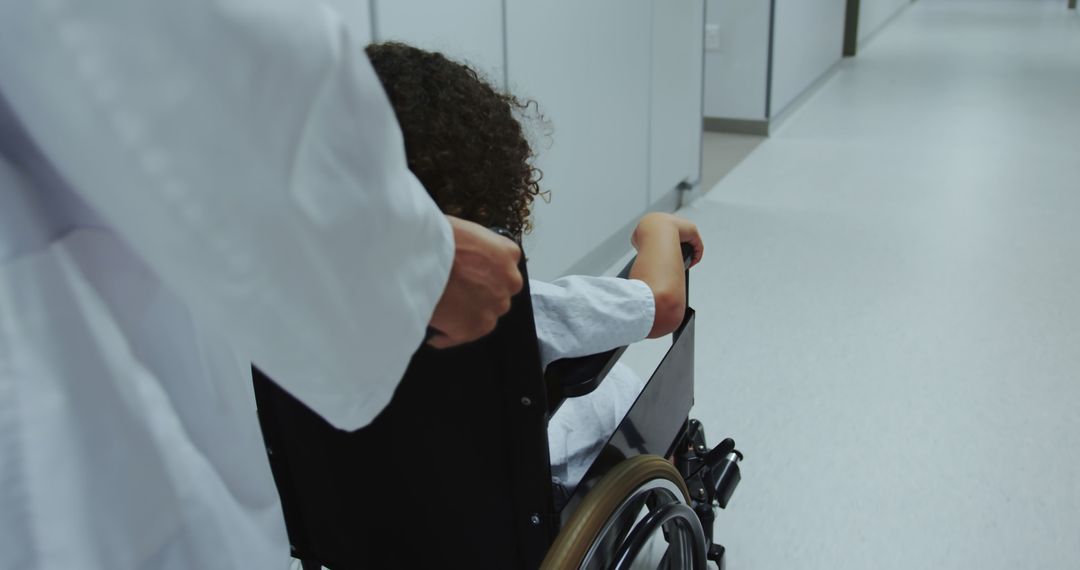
[366,42,705,496]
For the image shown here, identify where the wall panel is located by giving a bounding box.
[373,0,504,87]
[770,0,847,117]
[507,1,653,279]
[651,0,706,203]
[703,0,770,120]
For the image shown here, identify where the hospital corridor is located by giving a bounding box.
[2,0,1079,569]
[648,0,1080,568]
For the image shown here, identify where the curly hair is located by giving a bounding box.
[365,42,544,238]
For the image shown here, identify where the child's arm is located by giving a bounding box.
[629,213,704,338]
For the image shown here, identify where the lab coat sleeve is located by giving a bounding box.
[0,1,453,430]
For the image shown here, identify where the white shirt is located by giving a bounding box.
[531,276,656,493]
[0,1,451,568]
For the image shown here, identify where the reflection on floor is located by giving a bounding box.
[699,131,765,194]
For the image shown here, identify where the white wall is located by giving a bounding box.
[507,0,654,279]
[650,0,705,203]
[324,0,373,44]
[770,0,847,117]
[703,0,770,120]
[363,0,703,278]
[858,0,911,44]
[372,0,504,87]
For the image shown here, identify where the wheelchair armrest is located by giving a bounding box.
[544,243,695,405]
[545,345,630,399]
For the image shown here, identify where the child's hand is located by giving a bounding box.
[671,216,704,267]
[629,213,702,337]
[632,213,704,267]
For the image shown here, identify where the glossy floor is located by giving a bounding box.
[625,1,1080,567]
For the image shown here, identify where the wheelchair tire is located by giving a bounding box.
[541,455,701,570]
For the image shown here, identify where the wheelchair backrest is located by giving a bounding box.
[253,259,556,569]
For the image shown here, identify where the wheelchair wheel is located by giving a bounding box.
[542,455,707,570]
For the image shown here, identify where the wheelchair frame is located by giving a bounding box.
[253,247,741,569]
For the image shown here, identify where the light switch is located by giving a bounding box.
[705,23,721,51]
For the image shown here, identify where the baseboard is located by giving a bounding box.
[703,117,769,137]
[677,178,710,206]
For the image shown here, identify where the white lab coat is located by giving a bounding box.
[0,1,452,568]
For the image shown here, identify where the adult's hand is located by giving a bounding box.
[427,216,523,348]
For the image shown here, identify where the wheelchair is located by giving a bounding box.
[252,245,744,569]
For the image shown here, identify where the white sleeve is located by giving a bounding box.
[0,1,452,430]
[530,276,655,369]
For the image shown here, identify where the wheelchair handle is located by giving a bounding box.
[424,226,520,345]
[681,242,695,270]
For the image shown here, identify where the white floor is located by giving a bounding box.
[627,1,1080,568]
